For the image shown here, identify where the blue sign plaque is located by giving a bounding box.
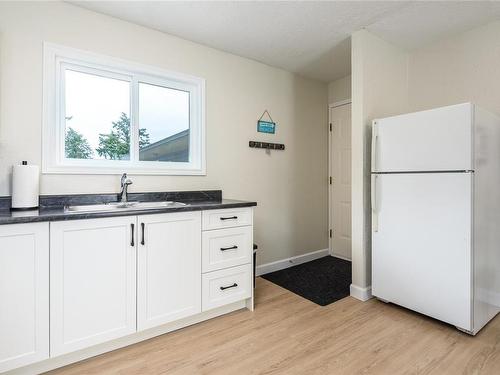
[257,120,276,134]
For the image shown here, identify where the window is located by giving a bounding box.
[138,82,190,162]
[43,43,205,175]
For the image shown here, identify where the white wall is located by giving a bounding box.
[408,21,500,115]
[0,2,328,266]
[351,30,408,294]
[328,75,351,104]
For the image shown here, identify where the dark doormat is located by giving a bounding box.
[261,256,351,306]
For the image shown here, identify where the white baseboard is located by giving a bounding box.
[329,252,352,262]
[350,284,373,301]
[256,248,329,276]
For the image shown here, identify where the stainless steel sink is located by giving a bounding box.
[65,201,187,213]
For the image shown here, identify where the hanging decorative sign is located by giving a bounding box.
[257,110,276,134]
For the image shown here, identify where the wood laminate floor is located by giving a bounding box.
[48,278,500,375]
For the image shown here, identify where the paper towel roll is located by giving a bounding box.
[12,161,39,209]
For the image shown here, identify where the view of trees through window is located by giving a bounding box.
[63,68,191,164]
[65,113,151,160]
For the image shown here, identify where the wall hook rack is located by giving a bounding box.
[249,141,285,150]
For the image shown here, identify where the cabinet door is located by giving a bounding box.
[137,212,201,331]
[0,223,49,372]
[50,217,137,356]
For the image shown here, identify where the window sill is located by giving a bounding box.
[42,164,206,176]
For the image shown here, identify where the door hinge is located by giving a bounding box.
[329,229,333,238]
[329,123,332,131]
[329,176,332,185]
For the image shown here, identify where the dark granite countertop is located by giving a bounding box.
[0,190,256,225]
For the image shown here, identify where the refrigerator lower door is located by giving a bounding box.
[372,172,472,330]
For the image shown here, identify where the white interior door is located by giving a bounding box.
[329,103,352,260]
[372,103,473,172]
[372,172,472,330]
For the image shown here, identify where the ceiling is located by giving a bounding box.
[70,1,500,83]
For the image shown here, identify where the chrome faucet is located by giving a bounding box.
[118,173,133,203]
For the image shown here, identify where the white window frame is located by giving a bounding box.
[42,42,206,175]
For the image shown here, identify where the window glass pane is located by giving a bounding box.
[138,82,190,162]
[64,69,131,160]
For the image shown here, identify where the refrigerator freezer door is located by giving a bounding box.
[372,103,473,172]
[372,172,472,330]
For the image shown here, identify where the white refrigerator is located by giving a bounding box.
[371,103,500,335]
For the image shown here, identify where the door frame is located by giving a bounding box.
[328,99,352,260]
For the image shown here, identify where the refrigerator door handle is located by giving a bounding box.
[371,122,378,172]
[372,174,379,232]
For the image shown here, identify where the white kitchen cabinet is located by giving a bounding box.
[3,205,254,373]
[137,212,202,331]
[0,222,49,373]
[50,217,137,356]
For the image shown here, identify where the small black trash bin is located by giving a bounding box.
[253,243,258,288]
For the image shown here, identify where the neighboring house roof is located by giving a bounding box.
[139,129,189,162]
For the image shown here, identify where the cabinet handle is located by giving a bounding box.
[130,223,135,246]
[141,223,145,245]
[220,283,238,291]
[220,245,238,251]
[220,216,238,221]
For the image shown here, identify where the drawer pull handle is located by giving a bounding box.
[220,283,238,291]
[220,216,238,221]
[130,223,135,247]
[220,245,238,251]
[141,223,145,245]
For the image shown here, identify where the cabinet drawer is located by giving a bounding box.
[202,226,252,272]
[202,208,253,230]
[202,264,252,311]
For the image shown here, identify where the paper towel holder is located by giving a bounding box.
[11,160,40,211]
